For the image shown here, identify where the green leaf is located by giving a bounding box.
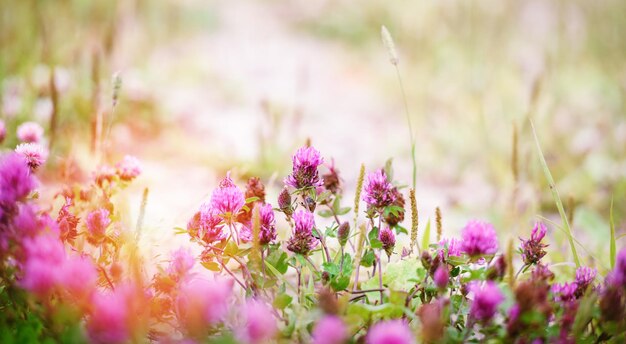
[361,250,376,267]
[323,262,340,276]
[273,294,293,310]
[317,191,333,204]
[318,209,334,218]
[331,275,351,291]
[337,207,351,215]
[245,196,260,204]
[201,261,220,271]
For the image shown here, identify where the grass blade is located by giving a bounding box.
[421,218,431,252]
[530,120,580,267]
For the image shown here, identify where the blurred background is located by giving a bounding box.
[1,0,625,270]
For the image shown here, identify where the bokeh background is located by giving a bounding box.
[2,0,625,270]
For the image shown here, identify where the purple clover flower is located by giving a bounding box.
[575,266,597,296]
[85,208,111,244]
[210,173,245,221]
[551,282,577,303]
[313,316,348,344]
[366,319,415,344]
[460,220,499,257]
[439,237,463,258]
[612,247,626,287]
[188,203,226,244]
[520,222,549,266]
[287,210,317,255]
[362,169,395,209]
[469,281,504,323]
[16,121,44,143]
[378,226,396,258]
[238,299,277,344]
[115,155,142,181]
[285,146,324,190]
[434,265,449,290]
[15,143,48,171]
[0,153,37,206]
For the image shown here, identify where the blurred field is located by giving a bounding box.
[2,0,625,271]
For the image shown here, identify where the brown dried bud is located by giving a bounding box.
[317,287,340,315]
[278,188,293,216]
[421,251,433,272]
[322,167,342,195]
[384,188,405,226]
[338,222,350,247]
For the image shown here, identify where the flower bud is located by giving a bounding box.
[278,188,293,216]
[434,266,449,290]
[337,222,350,247]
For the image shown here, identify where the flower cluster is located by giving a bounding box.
[285,145,324,190]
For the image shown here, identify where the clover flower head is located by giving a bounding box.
[461,220,499,257]
[59,256,98,298]
[366,319,415,344]
[167,247,195,277]
[16,121,44,143]
[176,277,233,332]
[285,145,324,189]
[439,237,463,258]
[86,208,111,242]
[552,282,577,303]
[362,169,395,209]
[0,153,37,205]
[378,227,396,258]
[188,203,226,244]
[612,247,626,287]
[575,266,597,293]
[287,210,317,255]
[15,143,48,171]
[87,285,134,344]
[238,299,277,344]
[115,155,142,181]
[469,281,504,323]
[210,173,245,220]
[313,316,348,344]
[434,266,449,290]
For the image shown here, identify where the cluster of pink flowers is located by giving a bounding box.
[439,237,462,258]
[285,145,324,189]
[366,319,415,344]
[115,155,142,181]
[362,169,395,209]
[240,203,277,244]
[237,298,278,344]
[85,208,111,245]
[176,277,233,336]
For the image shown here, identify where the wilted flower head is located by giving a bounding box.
[285,145,324,189]
[257,203,277,245]
[16,121,44,143]
[86,208,111,244]
[532,263,555,282]
[439,237,463,258]
[378,227,396,258]
[366,319,415,344]
[115,155,142,181]
[238,299,277,344]
[176,277,233,335]
[313,316,348,344]
[469,281,504,323]
[287,210,317,255]
[551,282,577,303]
[337,222,350,247]
[210,172,245,221]
[167,247,195,277]
[575,266,597,297]
[0,153,37,205]
[322,160,342,195]
[15,143,48,171]
[460,220,499,257]
[520,222,549,266]
[417,300,446,343]
[362,169,395,209]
